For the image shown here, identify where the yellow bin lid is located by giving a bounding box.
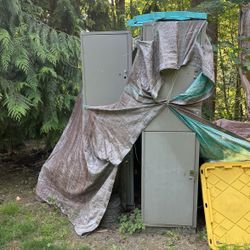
[200,162,250,249]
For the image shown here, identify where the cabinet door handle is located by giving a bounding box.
[123,69,128,79]
[189,170,197,180]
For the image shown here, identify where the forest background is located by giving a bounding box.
[0,0,249,151]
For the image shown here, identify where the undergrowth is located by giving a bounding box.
[118,208,145,235]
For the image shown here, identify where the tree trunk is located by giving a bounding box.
[234,75,243,120]
[204,20,218,121]
[239,3,250,119]
[191,0,218,121]
[111,0,117,29]
[115,0,125,30]
[129,0,133,19]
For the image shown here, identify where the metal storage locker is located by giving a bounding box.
[80,31,134,210]
[81,31,132,106]
[142,132,199,226]
[141,22,202,227]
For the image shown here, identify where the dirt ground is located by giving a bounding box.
[0,147,210,250]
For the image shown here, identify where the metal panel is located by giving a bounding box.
[142,132,199,227]
[119,151,135,210]
[146,107,190,132]
[80,31,132,106]
[145,63,202,132]
[142,23,154,41]
[158,65,197,100]
[80,31,134,209]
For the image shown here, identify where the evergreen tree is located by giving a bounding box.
[0,0,81,150]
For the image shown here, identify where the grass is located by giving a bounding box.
[218,245,250,250]
[165,230,180,250]
[110,245,124,250]
[0,201,20,216]
[0,201,92,250]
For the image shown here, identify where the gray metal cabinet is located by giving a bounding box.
[142,22,202,228]
[145,64,201,132]
[80,31,132,106]
[142,132,199,227]
[80,31,134,210]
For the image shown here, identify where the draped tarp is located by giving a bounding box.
[36,20,250,235]
[171,107,250,162]
[215,119,250,139]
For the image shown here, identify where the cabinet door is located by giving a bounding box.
[81,31,132,106]
[142,131,199,227]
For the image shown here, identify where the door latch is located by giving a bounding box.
[189,170,197,180]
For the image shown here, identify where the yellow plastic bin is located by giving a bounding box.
[200,162,250,249]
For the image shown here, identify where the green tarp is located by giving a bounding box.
[169,73,250,162]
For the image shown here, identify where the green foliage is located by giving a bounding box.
[197,227,207,241]
[164,230,181,250]
[192,0,248,121]
[214,2,247,120]
[84,0,112,31]
[119,208,145,235]
[0,0,81,149]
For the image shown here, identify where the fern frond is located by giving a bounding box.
[15,81,29,91]
[40,24,50,49]
[47,47,59,65]
[39,66,57,80]
[1,51,11,71]
[13,44,30,74]
[0,77,12,92]
[29,33,47,63]
[49,29,59,49]
[15,54,30,74]
[58,33,70,60]
[3,93,32,120]
[26,73,39,90]
[41,113,59,133]
[26,88,42,106]
[0,28,12,49]
[0,28,14,71]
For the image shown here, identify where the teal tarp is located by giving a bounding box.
[169,74,250,162]
[128,11,207,27]
[171,73,214,105]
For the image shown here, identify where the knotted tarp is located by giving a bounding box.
[36,20,250,235]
